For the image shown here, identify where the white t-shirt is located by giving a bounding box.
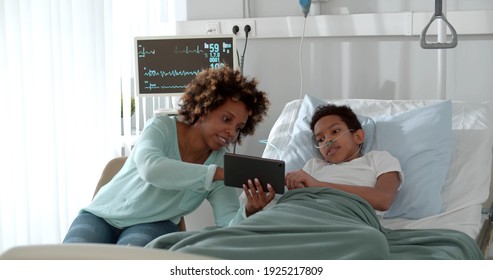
[240,150,403,217]
[302,150,403,217]
[303,150,403,190]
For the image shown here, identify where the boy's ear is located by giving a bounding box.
[354,128,365,145]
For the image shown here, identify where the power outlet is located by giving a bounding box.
[206,21,220,35]
[226,19,256,37]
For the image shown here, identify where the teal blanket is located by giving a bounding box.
[147,188,484,259]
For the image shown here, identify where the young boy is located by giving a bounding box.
[283,103,403,214]
[244,103,403,214]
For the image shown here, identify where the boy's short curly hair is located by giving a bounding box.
[178,66,270,144]
[310,104,362,132]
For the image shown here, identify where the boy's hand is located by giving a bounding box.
[285,169,318,190]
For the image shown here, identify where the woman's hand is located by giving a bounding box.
[285,169,319,190]
[243,178,276,217]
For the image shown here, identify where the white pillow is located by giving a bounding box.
[373,101,453,218]
[278,95,453,219]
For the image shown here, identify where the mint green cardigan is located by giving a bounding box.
[84,115,244,228]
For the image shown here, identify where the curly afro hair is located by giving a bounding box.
[310,104,362,132]
[178,66,270,144]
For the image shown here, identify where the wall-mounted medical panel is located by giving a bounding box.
[176,10,493,38]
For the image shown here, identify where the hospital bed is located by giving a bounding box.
[1,96,492,259]
[258,96,493,256]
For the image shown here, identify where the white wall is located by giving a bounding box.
[180,0,493,229]
[187,0,493,19]
[182,0,493,157]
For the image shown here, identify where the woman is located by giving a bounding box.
[63,66,275,246]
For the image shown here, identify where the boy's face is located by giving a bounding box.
[313,115,364,164]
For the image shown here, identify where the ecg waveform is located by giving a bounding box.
[143,69,201,78]
[144,83,186,91]
[175,45,204,55]
[138,42,232,60]
[138,46,155,58]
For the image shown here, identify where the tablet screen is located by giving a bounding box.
[224,153,285,194]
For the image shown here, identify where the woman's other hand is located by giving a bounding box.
[243,178,276,217]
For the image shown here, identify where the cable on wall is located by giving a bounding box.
[298,0,311,101]
[260,0,312,158]
[233,25,251,74]
[298,16,308,101]
[232,24,252,153]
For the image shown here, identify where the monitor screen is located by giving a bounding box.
[135,35,238,97]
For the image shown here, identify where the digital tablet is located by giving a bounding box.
[224,153,285,194]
